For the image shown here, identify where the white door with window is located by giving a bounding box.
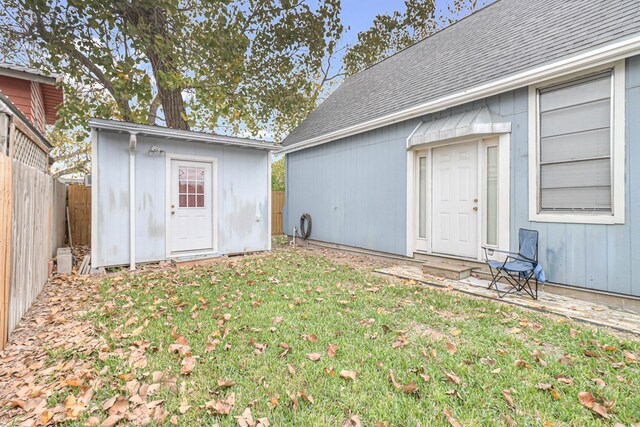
[431,142,479,258]
[169,159,214,254]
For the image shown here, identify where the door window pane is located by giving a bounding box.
[486,146,498,246]
[178,166,205,208]
[418,156,427,239]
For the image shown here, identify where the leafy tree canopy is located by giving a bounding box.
[0,0,344,139]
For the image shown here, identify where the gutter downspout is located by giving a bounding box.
[129,132,137,271]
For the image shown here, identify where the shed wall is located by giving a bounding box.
[285,55,640,297]
[93,130,269,267]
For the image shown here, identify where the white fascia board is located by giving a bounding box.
[279,33,640,155]
[89,118,278,151]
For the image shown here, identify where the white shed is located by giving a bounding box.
[89,119,276,269]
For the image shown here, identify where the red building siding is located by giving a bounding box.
[0,75,34,124]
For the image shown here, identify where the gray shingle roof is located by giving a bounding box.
[283,0,640,146]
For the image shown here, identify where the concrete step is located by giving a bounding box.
[422,260,473,280]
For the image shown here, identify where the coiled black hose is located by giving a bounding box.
[299,213,312,240]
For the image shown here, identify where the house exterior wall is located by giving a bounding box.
[0,76,33,123]
[285,120,419,256]
[285,55,640,297]
[93,129,270,268]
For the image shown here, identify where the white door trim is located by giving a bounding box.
[407,134,511,261]
[165,153,219,258]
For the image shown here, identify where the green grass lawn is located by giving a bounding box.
[64,248,639,426]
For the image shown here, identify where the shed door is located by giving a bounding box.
[169,160,214,254]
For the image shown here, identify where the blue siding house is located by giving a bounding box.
[281,0,640,301]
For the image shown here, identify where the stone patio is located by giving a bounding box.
[377,264,640,336]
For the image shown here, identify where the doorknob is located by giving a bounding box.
[473,206,478,211]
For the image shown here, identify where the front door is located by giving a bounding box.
[169,159,214,254]
[432,142,479,258]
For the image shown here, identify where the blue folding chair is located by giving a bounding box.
[483,229,539,300]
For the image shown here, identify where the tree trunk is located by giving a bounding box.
[119,2,190,130]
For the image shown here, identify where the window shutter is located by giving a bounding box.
[538,71,613,212]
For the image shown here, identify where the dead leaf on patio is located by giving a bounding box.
[446,342,457,355]
[306,353,322,362]
[327,344,338,358]
[180,357,196,375]
[442,409,462,427]
[578,391,610,419]
[502,389,515,408]
[217,379,235,388]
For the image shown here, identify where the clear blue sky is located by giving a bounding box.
[340,1,405,43]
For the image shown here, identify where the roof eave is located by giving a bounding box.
[89,118,278,151]
[279,33,640,155]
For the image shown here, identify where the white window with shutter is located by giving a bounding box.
[528,61,625,224]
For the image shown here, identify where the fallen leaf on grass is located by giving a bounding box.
[204,393,235,415]
[592,378,606,389]
[217,379,235,388]
[306,353,322,361]
[327,344,338,358]
[180,357,195,375]
[298,390,314,405]
[388,369,418,394]
[305,333,318,343]
[342,414,362,427]
[444,371,462,385]
[442,409,462,427]
[502,389,514,408]
[578,391,610,419]
[449,329,462,336]
[287,364,296,376]
[446,342,457,355]
[340,370,357,381]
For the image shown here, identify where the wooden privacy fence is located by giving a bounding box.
[0,154,11,348]
[272,191,285,235]
[0,152,66,350]
[67,184,91,245]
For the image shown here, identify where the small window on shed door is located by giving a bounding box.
[178,167,205,208]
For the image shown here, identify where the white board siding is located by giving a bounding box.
[93,131,269,268]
